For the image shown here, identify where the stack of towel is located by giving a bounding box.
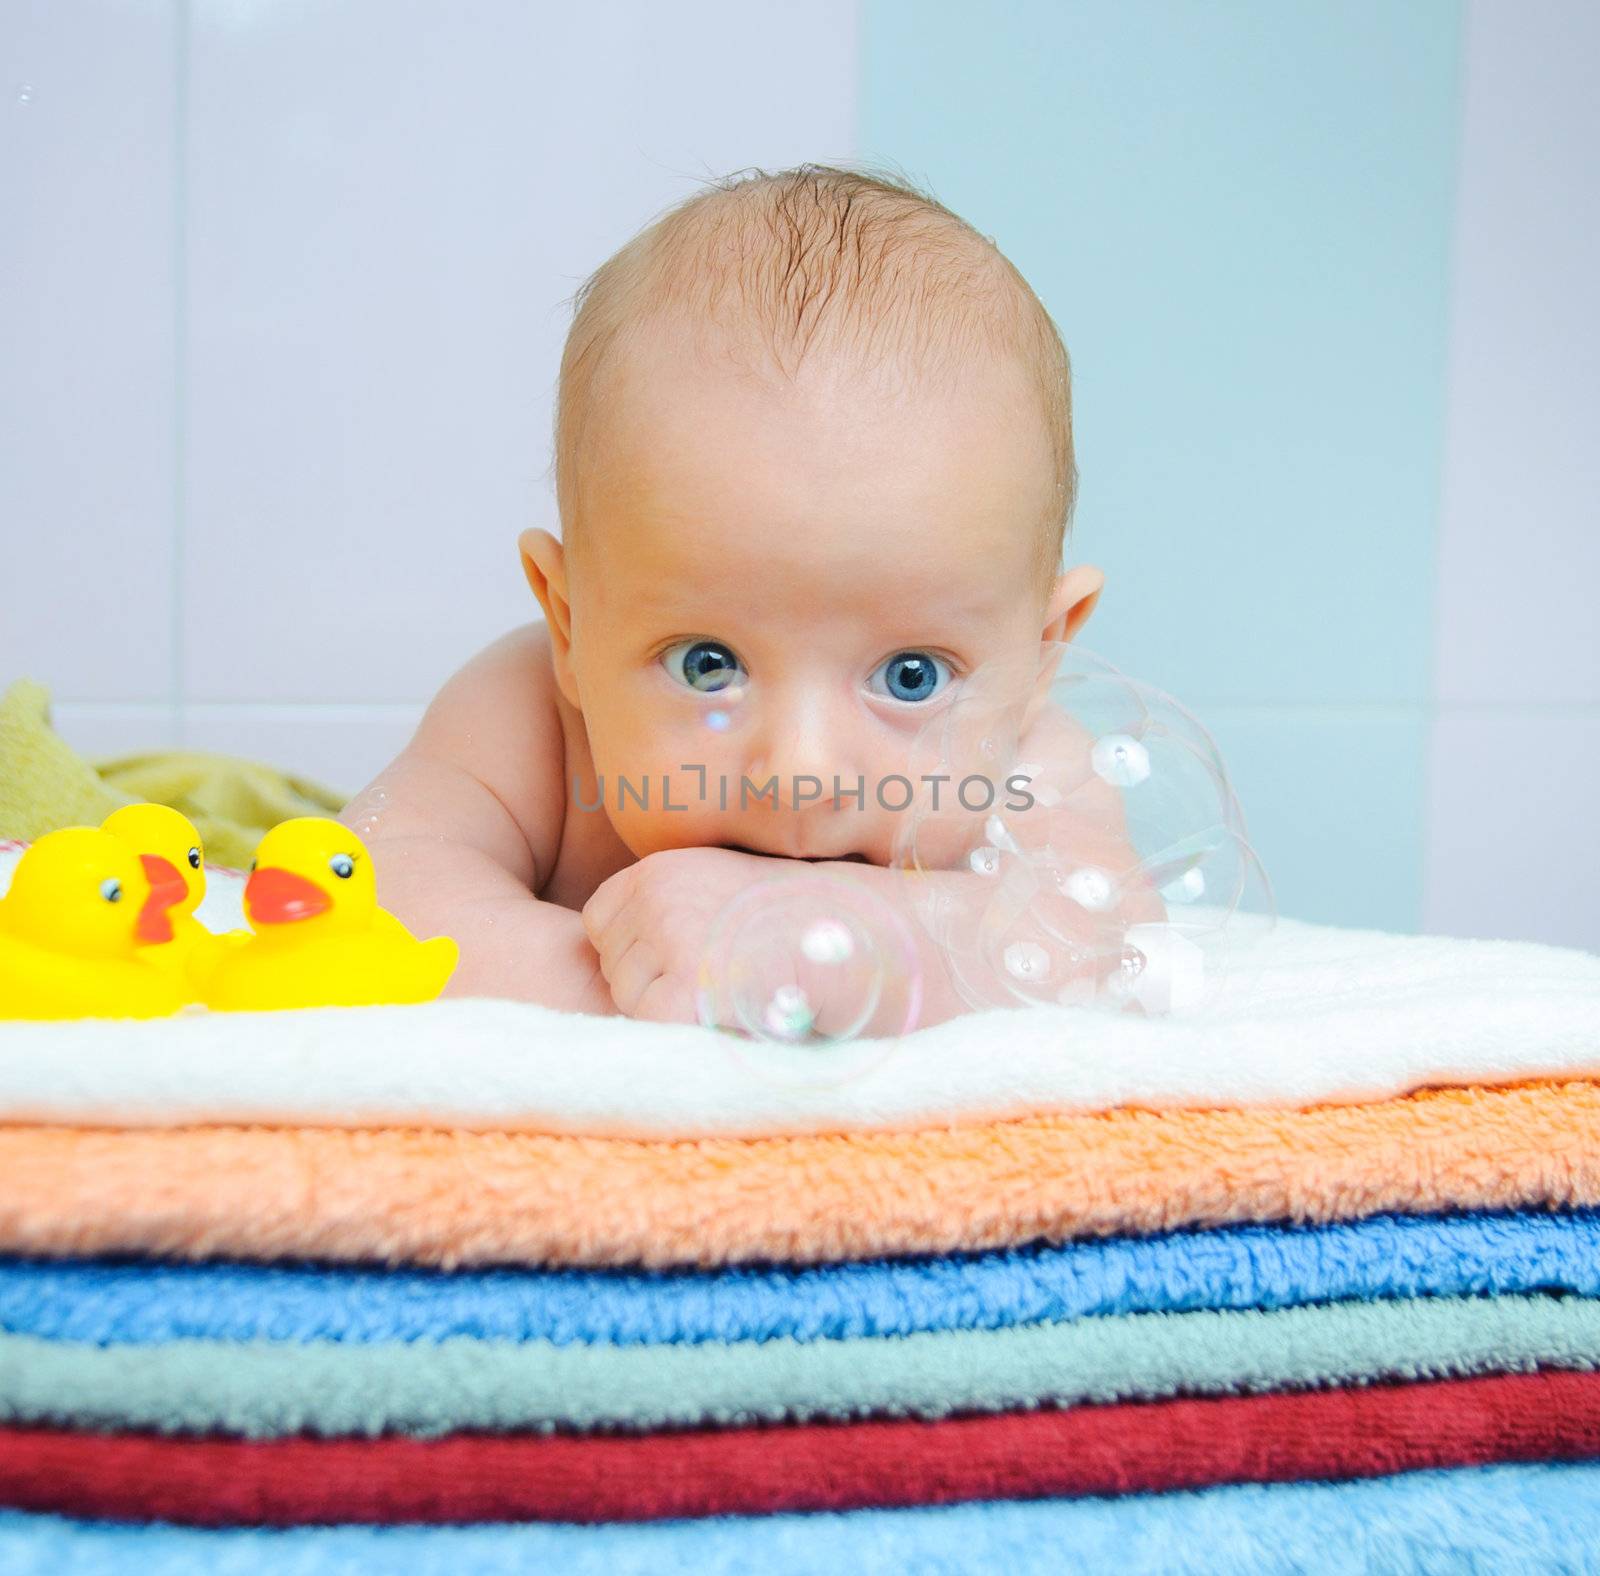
[2,849,1600,1570]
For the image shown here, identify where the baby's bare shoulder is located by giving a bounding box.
[401,623,570,888]
[422,622,564,754]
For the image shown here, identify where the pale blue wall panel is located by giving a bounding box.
[1202,710,1429,932]
[861,0,1461,929]
[862,0,1460,704]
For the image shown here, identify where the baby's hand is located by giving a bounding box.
[581,846,782,1024]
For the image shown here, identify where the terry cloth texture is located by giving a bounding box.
[0,907,1596,1140]
[3,1464,1600,1576]
[0,679,344,869]
[3,1369,1600,1525]
[4,1294,1599,1438]
[5,1209,1596,1347]
[2,1464,1598,1576]
[3,1081,1600,1269]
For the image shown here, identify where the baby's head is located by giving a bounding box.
[522,165,1103,863]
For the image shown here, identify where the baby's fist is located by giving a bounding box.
[580,846,777,1024]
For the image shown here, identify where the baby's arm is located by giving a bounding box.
[343,627,617,1014]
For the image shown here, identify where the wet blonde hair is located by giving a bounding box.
[550,163,1076,583]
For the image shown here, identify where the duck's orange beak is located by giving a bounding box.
[136,854,185,944]
[245,866,331,926]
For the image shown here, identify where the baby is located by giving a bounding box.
[345,166,1105,1025]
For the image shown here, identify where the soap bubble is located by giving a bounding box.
[893,643,1273,1018]
[342,782,391,841]
[1090,734,1150,787]
[697,871,922,1085]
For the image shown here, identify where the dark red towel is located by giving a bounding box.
[4,1370,1599,1526]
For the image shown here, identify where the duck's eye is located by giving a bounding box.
[249,860,257,873]
[99,878,122,903]
[869,651,951,705]
[662,639,745,695]
[329,854,355,880]
[188,847,201,870]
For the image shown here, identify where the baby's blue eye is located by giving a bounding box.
[663,640,745,694]
[870,651,950,704]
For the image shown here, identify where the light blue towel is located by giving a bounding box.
[2,1464,1599,1575]
[3,1208,1595,1348]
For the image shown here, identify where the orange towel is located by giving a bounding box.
[2,1080,1597,1271]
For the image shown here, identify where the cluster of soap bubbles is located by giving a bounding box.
[891,644,1273,1018]
[695,644,1274,1072]
[343,783,391,841]
[695,872,922,1086]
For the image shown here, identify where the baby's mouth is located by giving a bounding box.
[721,842,869,865]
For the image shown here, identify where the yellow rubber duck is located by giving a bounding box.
[100,803,245,984]
[0,827,190,1019]
[201,816,458,1011]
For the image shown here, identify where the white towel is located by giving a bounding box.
[1,847,1597,1140]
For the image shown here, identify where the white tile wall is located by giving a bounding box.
[180,0,859,712]
[1431,0,1600,710]
[180,703,425,800]
[1424,0,1600,948]
[1424,711,1599,948]
[52,704,179,760]
[6,0,858,795]
[1,0,179,703]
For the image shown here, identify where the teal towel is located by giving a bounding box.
[6,1292,1600,1438]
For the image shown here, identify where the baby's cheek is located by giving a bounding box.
[589,777,737,858]
[579,707,716,847]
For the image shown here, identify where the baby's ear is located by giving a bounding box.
[1042,565,1105,645]
[519,529,581,708]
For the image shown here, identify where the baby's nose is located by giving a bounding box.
[749,696,851,811]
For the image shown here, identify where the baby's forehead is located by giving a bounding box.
[555,170,1073,587]
[566,331,1051,616]
[597,306,1035,453]
[578,439,1046,635]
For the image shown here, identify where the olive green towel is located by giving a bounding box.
[0,679,346,869]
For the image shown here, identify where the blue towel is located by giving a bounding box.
[3,1209,1595,1348]
[2,1464,1598,1574]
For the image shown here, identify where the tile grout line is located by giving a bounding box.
[1419,0,1478,936]
[169,0,190,748]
